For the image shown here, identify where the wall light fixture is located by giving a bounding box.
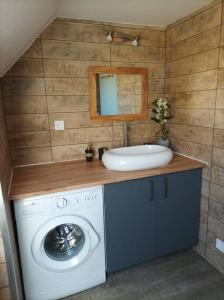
[105,29,140,46]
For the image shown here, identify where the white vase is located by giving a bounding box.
[157,138,170,147]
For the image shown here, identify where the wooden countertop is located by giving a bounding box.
[9,154,206,201]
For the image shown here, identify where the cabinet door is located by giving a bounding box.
[104,178,156,273]
[157,169,202,257]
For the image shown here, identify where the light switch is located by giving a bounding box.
[54,120,64,131]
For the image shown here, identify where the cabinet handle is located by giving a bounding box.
[150,180,154,202]
[164,177,168,198]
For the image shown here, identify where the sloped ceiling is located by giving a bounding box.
[0,0,59,77]
[0,0,212,77]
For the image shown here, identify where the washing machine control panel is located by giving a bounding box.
[55,189,102,210]
[57,198,68,208]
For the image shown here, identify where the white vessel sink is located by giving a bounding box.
[102,145,173,171]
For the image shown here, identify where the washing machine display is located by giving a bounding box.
[14,186,105,300]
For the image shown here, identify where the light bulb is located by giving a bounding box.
[106,30,112,42]
[131,37,138,46]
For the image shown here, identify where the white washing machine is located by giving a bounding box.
[14,185,106,300]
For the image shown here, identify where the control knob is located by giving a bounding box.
[57,198,68,208]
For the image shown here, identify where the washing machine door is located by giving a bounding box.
[32,215,99,272]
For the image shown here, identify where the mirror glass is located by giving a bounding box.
[89,66,148,121]
[96,73,142,115]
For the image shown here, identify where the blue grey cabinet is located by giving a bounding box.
[157,169,202,256]
[104,177,157,273]
[104,169,202,273]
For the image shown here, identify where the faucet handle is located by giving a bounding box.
[98,147,108,160]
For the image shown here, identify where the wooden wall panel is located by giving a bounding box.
[170,4,222,44]
[4,96,47,114]
[0,80,12,298]
[166,1,224,274]
[2,19,165,165]
[42,40,110,61]
[171,27,220,61]
[0,80,12,194]
[111,45,165,63]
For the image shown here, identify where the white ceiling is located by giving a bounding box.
[0,0,58,77]
[0,0,212,77]
[57,0,212,27]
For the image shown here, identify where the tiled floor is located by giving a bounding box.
[63,250,224,300]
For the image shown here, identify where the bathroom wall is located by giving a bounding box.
[0,80,12,299]
[2,19,165,166]
[166,0,224,274]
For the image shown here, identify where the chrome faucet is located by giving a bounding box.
[123,122,128,147]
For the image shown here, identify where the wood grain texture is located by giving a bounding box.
[0,287,11,300]
[3,78,45,96]
[169,124,214,146]
[45,78,89,95]
[111,45,165,63]
[47,95,89,112]
[0,80,12,195]
[44,59,109,78]
[4,96,47,114]
[215,89,224,108]
[6,114,49,132]
[215,109,224,128]
[217,67,224,88]
[171,26,220,61]
[11,147,52,166]
[171,108,215,127]
[211,166,224,186]
[50,127,113,146]
[5,58,44,77]
[212,147,224,167]
[170,91,216,109]
[111,61,164,78]
[9,154,205,200]
[168,70,218,93]
[22,39,42,58]
[214,128,224,148]
[171,138,212,163]
[42,40,110,61]
[9,131,51,149]
[171,4,222,44]
[41,20,109,43]
[167,49,219,77]
[210,182,224,202]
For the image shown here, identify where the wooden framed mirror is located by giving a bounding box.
[89,66,148,121]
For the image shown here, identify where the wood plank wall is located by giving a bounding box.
[0,80,12,299]
[166,0,224,274]
[2,20,165,166]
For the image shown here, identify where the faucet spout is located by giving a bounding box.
[123,122,128,147]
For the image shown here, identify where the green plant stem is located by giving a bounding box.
[160,123,167,140]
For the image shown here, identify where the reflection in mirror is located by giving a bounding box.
[89,66,148,121]
[96,73,142,116]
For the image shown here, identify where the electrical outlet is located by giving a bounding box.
[54,120,64,131]
[216,238,224,253]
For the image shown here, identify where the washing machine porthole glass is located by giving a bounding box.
[44,223,85,261]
